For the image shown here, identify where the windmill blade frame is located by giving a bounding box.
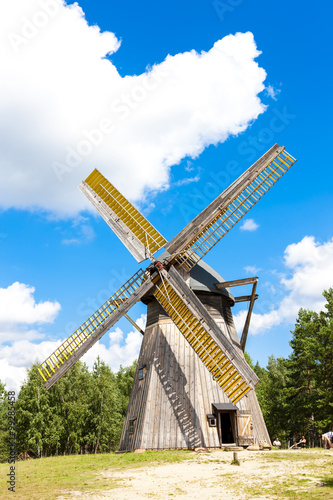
[37,268,157,389]
[165,144,296,270]
[153,264,259,403]
[79,169,167,263]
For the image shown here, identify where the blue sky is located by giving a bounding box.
[1,0,333,391]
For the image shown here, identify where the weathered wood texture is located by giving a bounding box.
[118,290,270,451]
[234,295,258,303]
[79,181,149,263]
[215,277,258,289]
[240,279,258,351]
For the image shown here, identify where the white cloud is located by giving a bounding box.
[0,281,61,387]
[262,281,276,295]
[142,202,155,216]
[234,236,333,335]
[81,319,145,371]
[244,265,261,274]
[185,161,195,172]
[0,315,146,392]
[240,218,259,231]
[280,236,333,307]
[0,338,72,392]
[61,215,95,245]
[0,327,45,344]
[0,282,61,325]
[0,1,267,217]
[174,174,200,187]
[0,359,28,394]
[265,84,280,100]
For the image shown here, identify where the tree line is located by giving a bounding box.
[0,288,332,460]
[0,358,136,461]
[248,288,333,447]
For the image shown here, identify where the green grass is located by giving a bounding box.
[265,449,331,462]
[229,450,333,499]
[0,450,194,500]
[1,449,332,500]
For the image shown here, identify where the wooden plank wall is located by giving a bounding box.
[118,291,271,451]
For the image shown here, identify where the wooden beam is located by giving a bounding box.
[234,294,258,303]
[240,280,258,352]
[124,313,145,335]
[79,182,150,263]
[165,144,284,256]
[215,277,258,290]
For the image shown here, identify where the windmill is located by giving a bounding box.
[37,143,296,450]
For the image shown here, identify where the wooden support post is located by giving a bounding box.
[124,313,145,335]
[240,280,258,352]
[215,277,258,289]
[234,294,258,303]
[214,277,259,352]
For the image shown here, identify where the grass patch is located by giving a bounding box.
[0,450,194,500]
[265,449,329,462]
[238,451,333,499]
[1,449,332,499]
[213,450,333,499]
[322,476,333,488]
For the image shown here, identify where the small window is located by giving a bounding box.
[138,364,146,380]
[207,414,217,427]
[129,418,136,434]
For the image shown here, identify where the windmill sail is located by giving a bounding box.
[165,144,296,270]
[153,265,259,403]
[79,169,167,262]
[37,269,155,389]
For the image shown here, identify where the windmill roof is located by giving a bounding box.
[189,259,234,302]
[156,251,234,303]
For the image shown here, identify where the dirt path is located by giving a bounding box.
[59,449,333,500]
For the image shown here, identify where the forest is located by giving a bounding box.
[0,288,332,460]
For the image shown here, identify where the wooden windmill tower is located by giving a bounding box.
[37,144,297,450]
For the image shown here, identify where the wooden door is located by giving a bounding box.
[237,413,254,446]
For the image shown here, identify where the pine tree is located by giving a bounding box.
[262,356,289,441]
[0,380,9,462]
[116,361,137,417]
[16,365,52,457]
[87,357,123,453]
[287,308,319,442]
[314,289,333,430]
[49,361,91,455]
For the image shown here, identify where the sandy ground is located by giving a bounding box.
[59,449,333,500]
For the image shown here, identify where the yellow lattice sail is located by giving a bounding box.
[169,148,297,270]
[37,269,147,384]
[85,169,167,256]
[154,280,250,403]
